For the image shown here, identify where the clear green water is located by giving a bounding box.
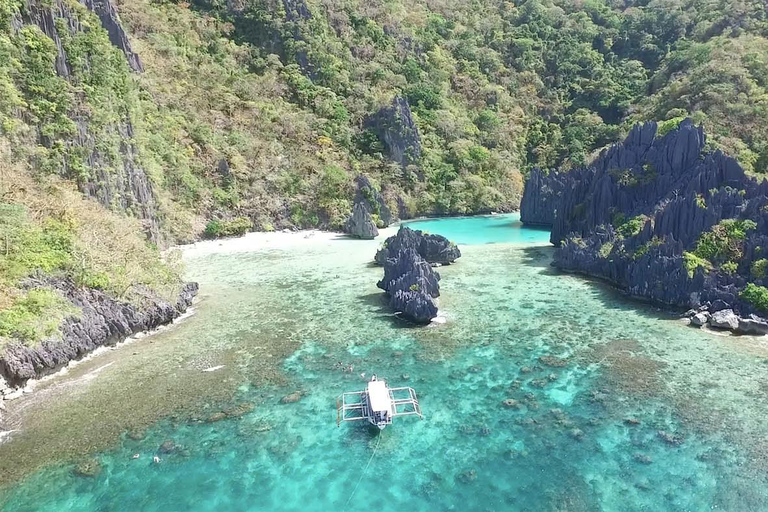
[404,213,551,245]
[1,217,768,511]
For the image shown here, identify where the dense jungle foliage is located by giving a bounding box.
[1,0,768,341]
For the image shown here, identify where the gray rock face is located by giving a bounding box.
[377,248,440,323]
[23,0,162,242]
[366,96,422,172]
[345,202,379,239]
[709,309,740,330]
[353,175,393,226]
[520,168,565,226]
[522,119,768,329]
[282,0,311,22]
[79,0,143,72]
[375,226,461,266]
[690,312,710,327]
[0,279,198,387]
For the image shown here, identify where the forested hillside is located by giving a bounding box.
[2,0,768,347]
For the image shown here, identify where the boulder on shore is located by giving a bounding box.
[375,226,460,265]
[709,309,740,330]
[690,312,710,327]
[345,202,379,239]
[738,315,768,335]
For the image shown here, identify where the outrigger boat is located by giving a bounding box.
[337,376,423,429]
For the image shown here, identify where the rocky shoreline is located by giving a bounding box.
[0,279,198,423]
[521,119,768,336]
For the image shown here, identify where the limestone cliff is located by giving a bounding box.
[365,96,422,173]
[20,0,161,241]
[0,0,193,402]
[521,120,768,332]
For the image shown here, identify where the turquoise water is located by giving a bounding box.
[404,213,550,245]
[1,217,768,511]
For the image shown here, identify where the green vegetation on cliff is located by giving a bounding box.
[3,0,768,343]
[6,0,768,235]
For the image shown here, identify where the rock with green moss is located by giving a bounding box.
[528,120,768,330]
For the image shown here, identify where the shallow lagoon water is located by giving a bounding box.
[404,213,550,245]
[1,214,768,511]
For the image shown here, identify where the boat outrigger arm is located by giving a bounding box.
[337,378,423,429]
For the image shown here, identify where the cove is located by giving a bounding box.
[403,212,550,245]
[0,215,767,511]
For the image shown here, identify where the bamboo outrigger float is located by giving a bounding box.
[337,376,423,429]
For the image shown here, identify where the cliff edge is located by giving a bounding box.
[521,120,768,334]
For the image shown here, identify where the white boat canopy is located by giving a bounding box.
[337,378,423,429]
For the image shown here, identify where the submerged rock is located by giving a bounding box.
[207,412,228,423]
[375,226,460,266]
[657,430,684,446]
[633,452,653,465]
[126,428,146,441]
[457,469,477,483]
[280,391,303,404]
[502,399,521,409]
[74,458,102,477]
[539,355,569,367]
[158,440,177,454]
[345,202,378,239]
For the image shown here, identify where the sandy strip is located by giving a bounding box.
[179,227,399,260]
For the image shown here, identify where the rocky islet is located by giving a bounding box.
[521,119,768,334]
[374,226,461,323]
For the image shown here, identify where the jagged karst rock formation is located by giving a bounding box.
[352,175,393,227]
[282,0,311,22]
[0,279,198,389]
[345,202,379,239]
[377,248,440,323]
[521,119,768,333]
[375,226,461,266]
[520,169,565,226]
[365,96,422,173]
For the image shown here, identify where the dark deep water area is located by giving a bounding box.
[1,214,767,511]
